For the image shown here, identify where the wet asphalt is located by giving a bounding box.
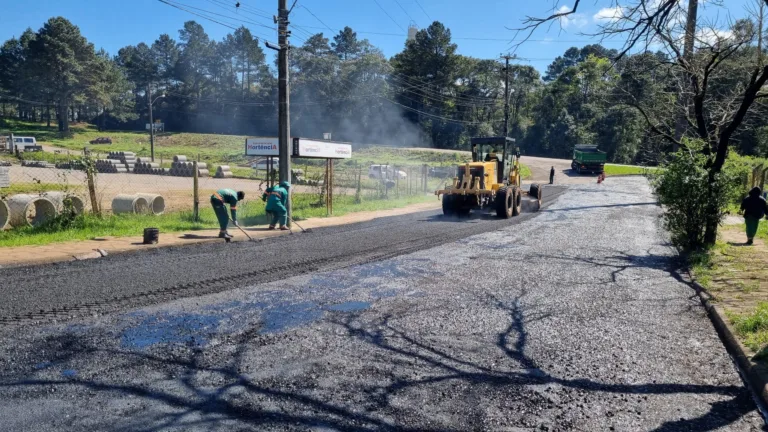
[0,177,765,431]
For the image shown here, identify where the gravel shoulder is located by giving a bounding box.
[0,177,763,431]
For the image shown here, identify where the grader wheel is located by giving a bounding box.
[495,187,513,219]
[442,194,455,216]
[512,186,522,216]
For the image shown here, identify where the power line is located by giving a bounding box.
[283,24,627,44]
[370,0,406,32]
[299,5,335,33]
[173,0,276,31]
[414,0,431,21]
[159,0,239,30]
[392,0,418,25]
[158,0,278,44]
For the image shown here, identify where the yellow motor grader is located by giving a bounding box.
[436,137,543,218]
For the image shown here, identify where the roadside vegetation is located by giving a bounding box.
[603,164,659,176]
[0,192,433,247]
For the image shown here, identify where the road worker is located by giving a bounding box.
[549,166,555,185]
[264,181,291,230]
[211,188,244,240]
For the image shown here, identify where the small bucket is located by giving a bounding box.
[143,227,160,245]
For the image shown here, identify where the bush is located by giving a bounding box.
[650,139,743,250]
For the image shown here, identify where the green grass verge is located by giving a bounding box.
[0,192,434,247]
[727,303,768,354]
[604,164,660,176]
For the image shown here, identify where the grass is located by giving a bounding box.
[0,182,82,196]
[603,164,660,176]
[1,119,531,176]
[0,192,434,247]
[727,303,768,353]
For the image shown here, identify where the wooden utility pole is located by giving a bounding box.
[673,0,699,151]
[501,54,516,138]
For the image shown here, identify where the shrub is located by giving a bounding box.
[650,139,743,250]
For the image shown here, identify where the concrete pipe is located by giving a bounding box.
[217,165,231,172]
[173,155,187,162]
[0,200,9,230]
[112,195,149,215]
[196,162,208,169]
[197,169,209,177]
[136,193,165,215]
[217,171,234,179]
[43,192,86,215]
[6,194,58,228]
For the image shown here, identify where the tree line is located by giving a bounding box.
[1,16,768,164]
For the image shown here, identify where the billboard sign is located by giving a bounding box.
[245,137,279,156]
[293,138,352,159]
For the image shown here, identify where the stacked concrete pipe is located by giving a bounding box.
[43,192,86,215]
[0,200,9,230]
[136,193,166,215]
[112,194,149,215]
[6,194,58,227]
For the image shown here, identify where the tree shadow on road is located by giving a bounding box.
[0,288,763,431]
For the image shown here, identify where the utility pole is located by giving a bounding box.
[673,0,699,151]
[500,54,516,138]
[266,0,295,224]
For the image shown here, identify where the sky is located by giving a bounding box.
[0,0,755,74]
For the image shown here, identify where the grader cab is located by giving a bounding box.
[436,137,543,218]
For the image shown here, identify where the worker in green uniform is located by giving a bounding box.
[263,181,290,230]
[211,188,245,239]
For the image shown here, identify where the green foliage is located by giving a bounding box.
[728,303,768,353]
[0,192,433,247]
[650,139,743,250]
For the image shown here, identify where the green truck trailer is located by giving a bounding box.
[571,145,606,175]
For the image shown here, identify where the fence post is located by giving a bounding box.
[355,162,362,204]
[84,148,100,217]
[395,165,400,198]
[193,160,199,222]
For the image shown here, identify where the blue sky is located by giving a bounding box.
[0,0,753,74]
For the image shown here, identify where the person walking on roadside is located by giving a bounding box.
[211,188,245,240]
[264,181,291,230]
[549,166,555,185]
[741,186,768,245]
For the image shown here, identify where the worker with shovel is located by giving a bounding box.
[211,188,245,240]
[263,181,291,230]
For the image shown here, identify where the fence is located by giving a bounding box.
[0,147,457,227]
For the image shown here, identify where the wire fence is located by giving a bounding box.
[0,147,457,228]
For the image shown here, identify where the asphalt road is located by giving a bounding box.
[0,177,764,431]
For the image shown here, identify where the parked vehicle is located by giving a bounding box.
[571,144,606,175]
[10,136,42,152]
[368,164,407,180]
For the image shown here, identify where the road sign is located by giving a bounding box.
[292,138,352,159]
[245,137,280,156]
[146,123,164,132]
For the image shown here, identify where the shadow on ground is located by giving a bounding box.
[0,279,761,431]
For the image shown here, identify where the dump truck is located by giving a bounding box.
[436,137,543,218]
[571,144,606,174]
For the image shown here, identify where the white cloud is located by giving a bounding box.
[696,28,734,46]
[557,5,588,29]
[593,6,625,23]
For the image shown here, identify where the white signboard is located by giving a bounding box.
[245,137,279,156]
[293,138,352,159]
[145,123,164,131]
